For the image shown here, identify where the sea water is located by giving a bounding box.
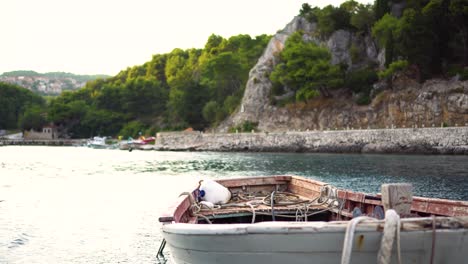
[1,146,467,263]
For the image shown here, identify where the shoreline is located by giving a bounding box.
[151,127,468,155]
[2,127,468,155]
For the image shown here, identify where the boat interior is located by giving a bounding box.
[158,176,468,225]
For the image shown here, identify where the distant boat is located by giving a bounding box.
[119,136,156,150]
[158,175,468,264]
[87,136,109,149]
[131,136,156,145]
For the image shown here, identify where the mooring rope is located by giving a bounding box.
[377,209,401,264]
[341,216,374,264]
[341,209,403,264]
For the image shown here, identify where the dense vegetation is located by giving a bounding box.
[300,0,468,76]
[271,0,468,105]
[45,34,270,138]
[270,31,345,104]
[3,1,467,138]
[0,82,47,131]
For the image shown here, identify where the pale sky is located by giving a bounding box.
[1,0,372,76]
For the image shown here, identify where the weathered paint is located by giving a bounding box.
[159,175,468,225]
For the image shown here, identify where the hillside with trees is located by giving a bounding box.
[218,0,467,133]
[46,34,270,138]
[3,0,467,138]
[0,82,47,131]
[268,0,467,107]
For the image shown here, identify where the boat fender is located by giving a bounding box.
[198,179,231,205]
[373,206,385,220]
[199,201,215,209]
[352,207,362,218]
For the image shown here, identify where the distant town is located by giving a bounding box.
[0,70,109,95]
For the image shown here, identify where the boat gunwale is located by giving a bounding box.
[162,215,468,235]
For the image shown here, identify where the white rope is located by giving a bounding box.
[377,209,402,264]
[341,216,373,264]
[194,213,213,224]
[295,207,304,222]
[246,201,256,224]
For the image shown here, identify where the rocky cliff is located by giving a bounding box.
[217,17,468,132]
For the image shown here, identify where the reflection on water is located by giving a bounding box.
[114,151,468,200]
[0,146,467,263]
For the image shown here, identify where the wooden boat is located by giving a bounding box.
[158,175,468,264]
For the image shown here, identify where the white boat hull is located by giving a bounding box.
[162,220,468,264]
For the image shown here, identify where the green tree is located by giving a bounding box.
[0,82,45,129]
[18,104,47,131]
[43,32,269,133]
[299,3,320,22]
[374,0,390,20]
[80,108,126,137]
[201,52,244,102]
[204,34,224,55]
[396,8,436,79]
[167,67,208,128]
[202,101,220,124]
[270,31,344,102]
[146,54,168,84]
[448,0,468,66]
[378,60,409,80]
[351,4,375,34]
[121,77,168,116]
[299,3,313,17]
[372,13,400,66]
[119,120,146,138]
[165,48,188,86]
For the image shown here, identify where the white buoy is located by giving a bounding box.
[199,179,231,204]
[199,201,215,209]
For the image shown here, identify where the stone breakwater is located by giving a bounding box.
[153,127,468,154]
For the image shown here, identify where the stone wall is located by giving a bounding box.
[24,130,55,140]
[154,127,468,154]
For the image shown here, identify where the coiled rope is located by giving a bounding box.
[185,184,341,224]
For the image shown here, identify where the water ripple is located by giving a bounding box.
[8,233,30,249]
[0,147,467,264]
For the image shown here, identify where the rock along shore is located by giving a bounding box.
[151,127,468,155]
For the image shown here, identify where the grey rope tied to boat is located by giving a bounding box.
[271,191,276,221]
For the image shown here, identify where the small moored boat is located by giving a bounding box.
[87,136,107,149]
[158,175,468,264]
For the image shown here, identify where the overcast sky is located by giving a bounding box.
[1,0,372,76]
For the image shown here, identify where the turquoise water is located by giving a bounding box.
[1,146,467,263]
